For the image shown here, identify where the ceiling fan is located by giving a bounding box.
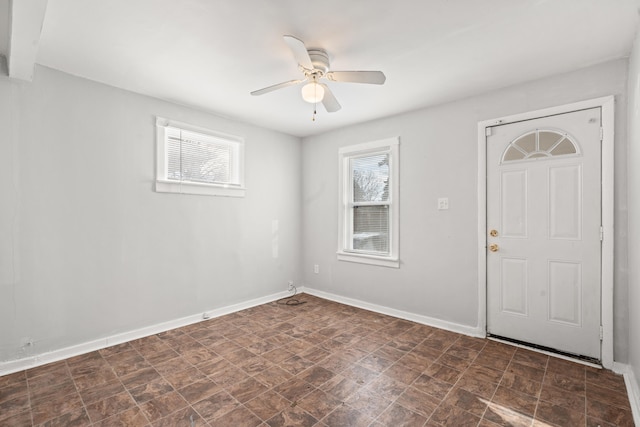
[251,35,386,113]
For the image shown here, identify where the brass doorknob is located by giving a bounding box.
[489,229,498,237]
[489,243,499,252]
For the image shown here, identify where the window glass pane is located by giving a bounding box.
[514,133,535,153]
[352,153,390,202]
[538,131,562,151]
[352,205,389,254]
[550,138,577,156]
[503,146,525,162]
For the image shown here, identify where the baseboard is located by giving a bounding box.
[303,287,484,338]
[614,362,640,426]
[0,289,292,376]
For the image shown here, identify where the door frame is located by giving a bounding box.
[477,96,615,368]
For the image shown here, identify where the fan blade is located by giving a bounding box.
[250,79,304,96]
[283,35,313,70]
[320,84,341,112]
[326,71,386,85]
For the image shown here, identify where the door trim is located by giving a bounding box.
[477,96,615,368]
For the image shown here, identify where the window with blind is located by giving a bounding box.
[338,137,399,268]
[155,117,245,197]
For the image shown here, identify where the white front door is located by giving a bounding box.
[486,107,602,360]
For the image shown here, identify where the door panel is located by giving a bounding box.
[500,257,528,316]
[501,170,528,238]
[486,107,601,360]
[549,165,582,240]
[548,260,582,326]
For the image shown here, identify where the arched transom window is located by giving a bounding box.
[502,129,579,163]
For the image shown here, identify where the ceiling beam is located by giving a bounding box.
[7,0,48,81]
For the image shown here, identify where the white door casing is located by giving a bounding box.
[486,107,602,360]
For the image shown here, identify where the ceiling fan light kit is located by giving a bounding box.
[251,35,386,116]
[301,78,325,104]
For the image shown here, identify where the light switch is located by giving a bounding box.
[438,197,449,210]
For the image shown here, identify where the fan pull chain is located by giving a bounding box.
[312,104,317,121]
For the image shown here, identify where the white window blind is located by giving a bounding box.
[166,127,239,186]
[351,153,390,254]
[155,117,245,197]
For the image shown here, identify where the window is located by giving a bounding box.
[338,137,399,268]
[155,117,245,197]
[502,129,579,163]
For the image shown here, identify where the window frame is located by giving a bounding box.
[337,137,400,268]
[155,117,245,197]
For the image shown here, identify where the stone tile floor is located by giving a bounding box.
[0,295,634,426]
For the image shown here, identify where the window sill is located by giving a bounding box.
[155,179,245,197]
[336,251,399,268]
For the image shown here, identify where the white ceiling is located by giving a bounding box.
[4,0,640,137]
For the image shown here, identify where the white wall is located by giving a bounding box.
[302,59,629,361]
[627,24,640,402]
[0,55,633,370]
[0,0,8,58]
[0,66,302,362]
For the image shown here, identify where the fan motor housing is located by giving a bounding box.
[307,48,330,74]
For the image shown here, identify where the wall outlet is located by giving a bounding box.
[287,280,294,291]
[437,197,449,210]
[314,264,319,274]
